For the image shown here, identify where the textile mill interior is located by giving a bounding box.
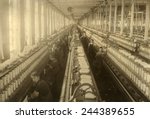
[0,0,150,102]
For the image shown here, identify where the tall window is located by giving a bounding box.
[9,0,21,57]
[41,2,44,39]
[0,0,10,62]
[35,0,40,44]
[133,4,146,36]
[24,0,32,45]
[0,22,4,62]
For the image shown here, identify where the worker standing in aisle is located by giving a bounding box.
[80,31,89,52]
[87,39,96,61]
[93,47,105,77]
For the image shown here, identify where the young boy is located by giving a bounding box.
[28,71,53,102]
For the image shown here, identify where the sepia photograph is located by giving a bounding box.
[0,0,150,102]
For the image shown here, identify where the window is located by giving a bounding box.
[9,0,21,57]
[24,0,32,45]
[41,2,44,39]
[35,0,40,44]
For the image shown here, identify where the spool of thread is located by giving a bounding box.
[21,74,25,82]
[0,93,2,102]
[1,92,5,102]
[7,86,11,97]
[20,64,23,71]
[15,80,19,89]
[3,76,8,87]
[148,87,150,99]
[0,79,4,90]
[9,72,13,82]
[12,81,16,91]
[145,86,149,97]
[12,70,15,79]
[6,74,10,85]
[10,83,14,94]
[17,67,19,75]
[147,73,150,83]
[143,71,147,82]
[24,61,26,68]
[4,90,8,101]
[17,77,21,85]
[22,63,25,70]
[139,80,143,91]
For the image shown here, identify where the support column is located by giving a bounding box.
[144,0,150,40]
[92,13,93,27]
[92,12,94,28]
[99,8,102,29]
[130,0,134,37]
[55,11,57,31]
[57,12,59,30]
[31,0,35,44]
[114,0,117,33]
[44,0,48,38]
[97,10,99,28]
[96,10,99,27]
[103,7,105,30]
[51,8,53,33]
[89,14,91,27]
[64,16,66,28]
[54,9,56,32]
[0,25,4,62]
[109,1,112,32]
[105,6,108,31]
[59,14,61,29]
[38,0,41,41]
[61,15,62,29]
[101,8,104,30]
[86,17,88,26]
[95,12,97,28]
[87,15,90,27]
[91,13,93,27]
[41,1,44,39]
[96,11,98,28]
[47,4,50,35]
[141,12,144,31]
[120,0,124,35]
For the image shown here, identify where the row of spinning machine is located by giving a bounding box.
[60,28,101,102]
[79,26,150,101]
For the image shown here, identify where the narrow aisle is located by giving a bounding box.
[79,29,129,102]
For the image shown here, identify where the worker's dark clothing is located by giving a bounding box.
[27,82,39,102]
[41,64,54,88]
[88,43,97,61]
[35,80,53,102]
[93,51,104,76]
[80,36,89,53]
